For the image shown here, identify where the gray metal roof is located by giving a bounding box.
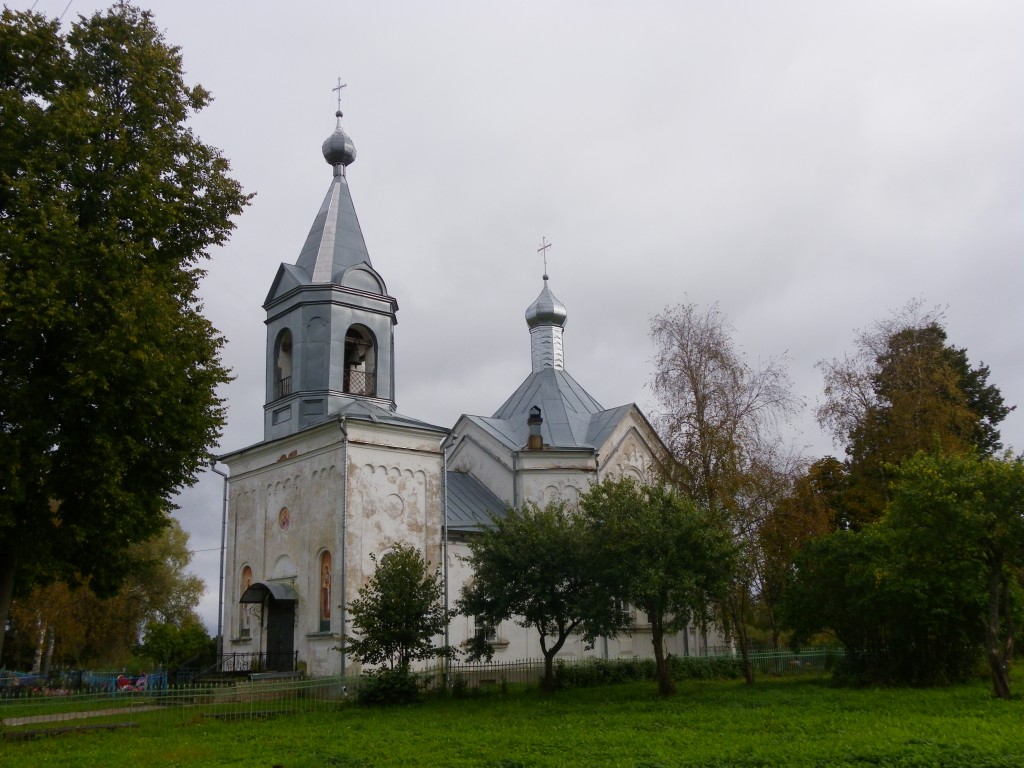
[294,172,371,284]
[584,403,633,452]
[332,397,448,434]
[457,368,634,452]
[486,368,604,447]
[493,368,602,420]
[446,471,507,531]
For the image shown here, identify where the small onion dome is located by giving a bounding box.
[525,277,568,328]
[322,111,356,167]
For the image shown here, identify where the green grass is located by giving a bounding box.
[4,675,1024,767]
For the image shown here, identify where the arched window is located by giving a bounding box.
[274,329,293,399]
[319,551,332,632]
[343,325,377,397]
[239,566,253,638]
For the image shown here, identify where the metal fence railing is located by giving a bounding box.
[421,647,843,689]
[0,675,357,738]
[1,648,842,738]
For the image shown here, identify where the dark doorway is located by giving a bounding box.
[265,599,296,671]
[239,581,299,673]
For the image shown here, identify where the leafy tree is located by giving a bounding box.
[580,479,734,696]
[650,303,799,511]
[650,302,802,681]
[785,518,988,687]
[781,525,955,684]
[887,451,1024,698]
[458,501,626,692]
[784,452,1024,693]
[817,302,1013,526]
[749,458,836,649]
[344,544,455,673]
[0,5,249,658]
[135,618,213,670]
[2,519,206,670]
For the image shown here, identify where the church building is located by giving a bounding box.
[220,107,717,678]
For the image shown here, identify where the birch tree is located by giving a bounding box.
[650,302,802,682]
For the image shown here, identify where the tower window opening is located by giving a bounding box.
[274,329,293,400]
[343,325,377,397]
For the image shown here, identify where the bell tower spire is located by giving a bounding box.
[261,88,399,440]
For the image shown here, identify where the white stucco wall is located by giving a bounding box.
[223,417,446,677]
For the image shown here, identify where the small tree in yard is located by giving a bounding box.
[458,501,627,692]
[344,544,454,703]
[580,478,735,696]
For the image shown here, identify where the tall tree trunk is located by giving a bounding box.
[0,544,16,662]
[540,631,571,692]
[542,649,557,692]
[43,625,55,675]
[652,622,676,696]
[729,592,755,685]
[986,558,1011,699]
[32,613,46,673]
[1001,573,1015,664]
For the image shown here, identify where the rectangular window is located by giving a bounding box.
[474,616,497,642]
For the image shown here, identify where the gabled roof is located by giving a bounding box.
[446,471,507,532]
[584,403,635,451]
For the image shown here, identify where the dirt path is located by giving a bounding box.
[3,705,165,727]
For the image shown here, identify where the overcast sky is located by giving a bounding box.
[15,1,1024,632]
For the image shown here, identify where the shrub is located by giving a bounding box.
[356,667,420,706]
[550,656,744,690]
[668,655,742,680]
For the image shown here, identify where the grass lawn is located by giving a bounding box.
[3,674,1023,767]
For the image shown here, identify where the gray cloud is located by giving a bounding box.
[16,0,1023,632]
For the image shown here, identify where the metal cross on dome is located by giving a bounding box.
[333,78,347,112]
[537,237,552,279]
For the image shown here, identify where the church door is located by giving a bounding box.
[264,600,296,671]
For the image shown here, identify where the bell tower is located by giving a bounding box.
[262,104,398,440]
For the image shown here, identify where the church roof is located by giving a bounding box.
[453,274,639,452]
[459,369,633,452]
[446,471,507,532]
[493,367,603,420]
[477,367,603,448]
[293,171,371,284]
[333,397,448,434]
[266,111,372,305]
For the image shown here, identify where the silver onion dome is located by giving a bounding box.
[525,277,568,329]
[322,111,356,167]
